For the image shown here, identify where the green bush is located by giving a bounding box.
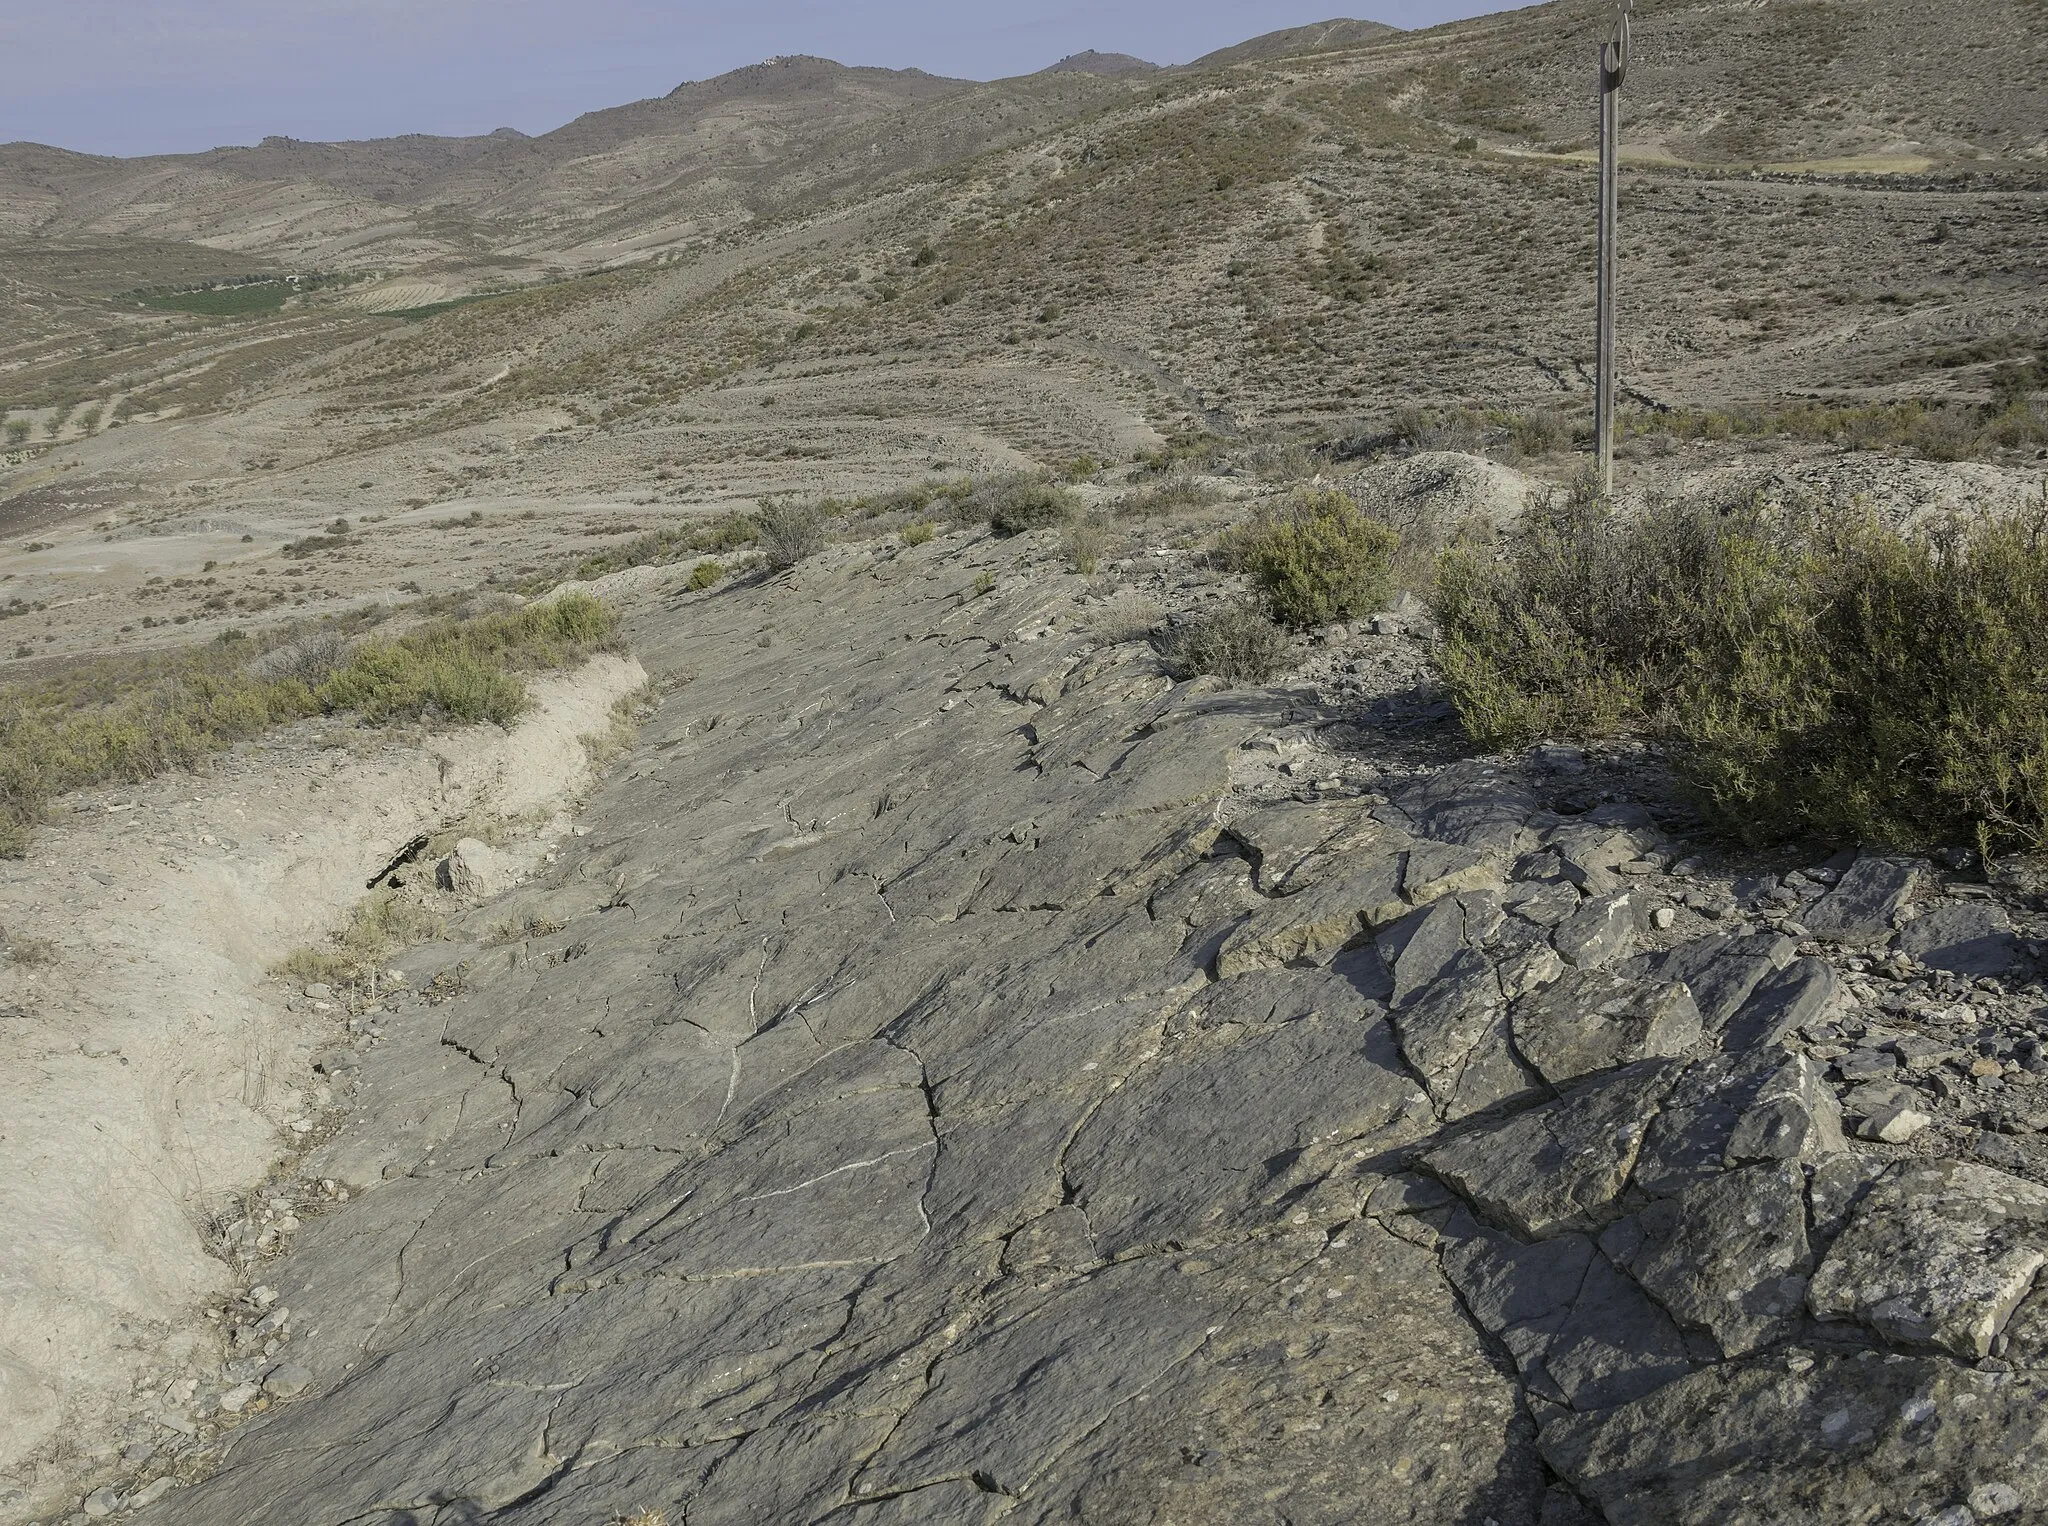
[686,559,724,590]
[1155,604,1289,684]
[1431,487,2048,853]
[1228,487,1400,629]
[900,521,936,547]
[985,479,1077,535]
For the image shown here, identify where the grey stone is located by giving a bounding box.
[1809,1158,2048,1359]
[1066,1015,1419,1255]
[1401,839,1502,907]
[1505,880,1583,927]
[1837,1047,1899,1083]
[1803,855,1921,941]
[437,836,513,897]
[1546,824,1649,897]
[1631,1052,1845,1201]
[1441,1224,1596,1401]
[1423,1062,1680,1239]
[1552,891,1637,970]
[1388,947,1539,1121]
[1721,957,1840,1050]
[1543,1251,1695,1411]
[1223,802,1382,895]
[1901,901,2026,977]
[1389,761,1538,852]
[1541,1352,2048,1526]
[1212,854,1407,978]
[1859,1096,1934,1145]
[1650,932,1794,1029]
[1600,1162,1812,1357]
[1511,970,1701,1087]
[261,1361,313,1400]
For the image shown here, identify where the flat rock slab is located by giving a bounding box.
[1512,970,1701,1087]
[1212,853,1408,978]
[119,539,2045,1526]
[1900,900,2028,977]
[1423,1062,1681,1239]
[1542,1352,2048,1526]
[1601,1161,1812,1357]
[1067,1014,1420,1254]
[1803,855,1920,942]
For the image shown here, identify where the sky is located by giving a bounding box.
[0,1,1523,159]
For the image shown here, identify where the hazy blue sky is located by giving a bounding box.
[1,1,1526,159]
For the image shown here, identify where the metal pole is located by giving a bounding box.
[1596,5,1631,498]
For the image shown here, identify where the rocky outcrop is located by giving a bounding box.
[106,533,2048,1524]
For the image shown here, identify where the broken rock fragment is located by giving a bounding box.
[1510,970,1701,1088]
[1600,1161,1812,1357]
[1422,1061,1680,1239]
[1808,1158,2048,1359]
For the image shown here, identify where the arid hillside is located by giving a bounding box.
[1,0,2044,670]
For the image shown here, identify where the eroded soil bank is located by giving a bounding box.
[0,653,644,1521]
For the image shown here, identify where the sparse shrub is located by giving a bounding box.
[1091,592,1164,644]
[754,499,828,570]
[3,420,28,447]
[1155,604,1289,684]
[1431,486,2048,853]
[686,559,723,591]
[1064,520,1107,574]
[313,593,618,726]
[252,628,352,684]
[984,478,1077,536]
[1392,406,1488,454]
[279,888,447,987]
[1119,472,1221,518]
[1508,410,1574,460]
[1908,405,1983,463]
[900,521,936,547]
[1226,487,1400,629]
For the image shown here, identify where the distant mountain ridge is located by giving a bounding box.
[1045,51,1161,77]
[1187,17,1403,68]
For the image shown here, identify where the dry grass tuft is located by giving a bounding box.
[0,595,620,857]
[1155,604,1290,684]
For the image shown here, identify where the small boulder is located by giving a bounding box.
[1899,900,2026,978]
[1553,891,1637,970]
[262,1360,314,1399]
[437,837,511,897]
[1511,970,1701,1087]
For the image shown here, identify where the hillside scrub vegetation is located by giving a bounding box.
[983,477,1080,535]
[0,594,620,856]
[1155,603,1290,685]
[1225,486,1401,629]
[1431,486,2048,854]
[755,498,829,569]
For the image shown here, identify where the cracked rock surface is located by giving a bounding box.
[130,533,2048,1524]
